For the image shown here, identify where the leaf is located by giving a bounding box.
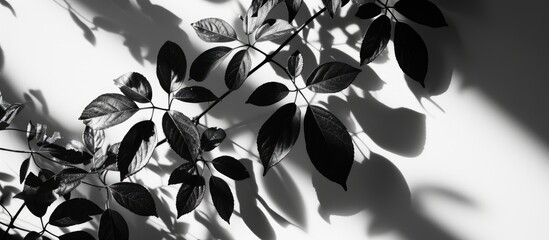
[287,50,303,78]
[0,103,24,129]
[212,156,250,180]
[246,82,289,106]
[79,93,138,130]
[43,144,93,165]
[110,182,158,217]
[190,46,232,82]
[243,0,283,35]
[225,50,251,90]
[176,179,205,217]
[169,162,204,185]
[191,18,238,42]
[322,0,342,18]
[20,158,30,184]
[285,0,302,22]
[83,126,105,153]
[54,167,88,196]
[49,198,103,227]
[209,176,234,223]
[14,172,56,217]
[99,209,128,240]
[257,103,300,175]
[26,121,36,141]
[99,143,120,171]
[360,15,391,65]
[355,2,382,19]
[394,22,428,87]
[59,231,96,240]
[256,19,295,42]
[306,62,361,93]
[24,231,40,240]
[157,41,187,94]
[173,87,218,103]
[162,111,200,161]
[113,72,153,103]
[394,0,447,28]
[304,105,353,190]
[117,120,157,180]
[200,127,226,151]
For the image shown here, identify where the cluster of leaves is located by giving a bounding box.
[0,0,446,239]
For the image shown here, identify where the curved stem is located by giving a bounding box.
[1,203,25,240]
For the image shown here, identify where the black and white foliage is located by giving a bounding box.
[0,0,447,239]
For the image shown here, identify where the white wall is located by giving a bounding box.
[0,0,548,239]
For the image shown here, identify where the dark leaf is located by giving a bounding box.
[212,156,250,180]
[304,105,353,190]
[110,182,157,217]
[246,82,289,106]
[306,62,361,93]
[117,120,157,180]
[243,0,283,35]
[200,127,226,151]
[59,231,96,240]
[256,19,295,42]
[285,0,302,22]
[14,173,57,217]
[113,72,153,103]
[173,87,218,103]
[54,167,88,196]
[20,158,30,184]
[355,2,382,19]
[176,180,205,217]
[49,198,103,227]
[322,0,341,18]
[99,209,128,240]
[257,103,300,175]
[79,93,138,130]
[169,162,204,185]
[23,231,40,240]
[191,18,238,42]
[162,111,200,161]
[287,50,303,78]
[360,15,391,65]
[43,144,93,165]
[225,50,251,90]
[190,46,232,82]
[209,176,234,223]
[157,41,186,94]
[83,126,105,153]
[0,103,24,129]
[394,22,428,87]
[394,0,447,28]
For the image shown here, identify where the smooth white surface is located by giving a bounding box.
[0,0,548,239]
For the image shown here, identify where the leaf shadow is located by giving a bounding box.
[0,0,16,17]
[195,210,235,240]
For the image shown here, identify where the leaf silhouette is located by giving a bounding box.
[157,41,187,93]
[173,86,218,103]
[209,176,234,223]
[99,209,128,240]
[394,0,447,28]
[190,46,232,82]
[110,182,158,217]
[191,18,239,42]
[285,0,303,22]
[287,50,303,78]
[394,22,428,87]
[322,0,341,18]
[49,198,103,227]
[212,156,250,180]
[162,111,200,161]
[360,15,391,65]
[23,232,40,240]
[243,0,283,35]
[225,50,251,90]
[19,158,30,184]
[257,103,301,175]
[113,72,153,103]
[246,82,289,106]
[117,120,157,180]
[176,179,205,217]
[355,2,382,19]
[306,62,361,93]
[169,162,200,185]
[256,19,295,42]
[59,231,96,240]
[79,93,138,130]
[201,127,226,151]
[69,10,95,45]
[304,105,353,190]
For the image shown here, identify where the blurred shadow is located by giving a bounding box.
[195,210,235,240]
[0,0,16,17]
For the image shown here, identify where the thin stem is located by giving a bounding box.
[0,147,33,154]
[0,128,30,134]
[81,181,107,189]
[140,106,170,112]
[194,7,327,123]
[1,203,25,240]
[0,204,12,220]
